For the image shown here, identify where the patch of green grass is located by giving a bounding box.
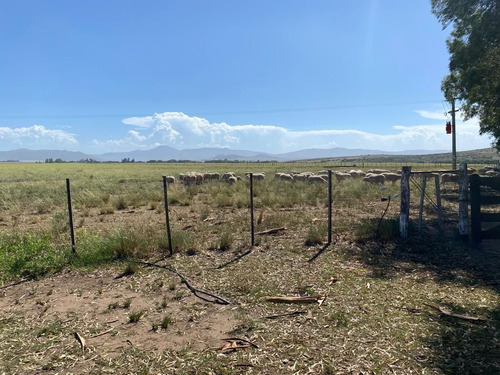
[160,315,172,329]
[0,232,68,281]
[128,310,145,323]
[169,230,194,253]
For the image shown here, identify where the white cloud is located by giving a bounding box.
[86,111,494,153]
[0,125,78,149]
[2,110,493,154]
[414,109,448,121]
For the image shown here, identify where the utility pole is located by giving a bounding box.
[449,98,459,170]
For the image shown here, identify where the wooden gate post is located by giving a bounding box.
[400,166,412,239]
[458,163,469,241]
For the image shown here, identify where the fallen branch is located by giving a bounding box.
[264,295,325,304]
[91,327,115,338]
[256,227,286,235]
[265,311,307,319]
[424,303,487,322]
[216,249,252,269]
[0,277,33,290]
[136,260,231,305]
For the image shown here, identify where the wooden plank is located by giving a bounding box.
[418,176,427,233]
[480,195,500,205]
[469,174,482,243]
[481,224,500,240]
[480,213,500,222]
[479,175,500,191]
[458,163,469,240]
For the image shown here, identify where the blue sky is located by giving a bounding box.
[0,1,493,154]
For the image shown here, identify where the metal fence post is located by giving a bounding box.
[328,170,332,244]
[250,173,255,246]
[162,176,173,256]
[66,178,76,253]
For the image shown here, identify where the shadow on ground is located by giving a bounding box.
[347,223,500,374]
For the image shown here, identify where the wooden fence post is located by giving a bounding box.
[66,178,76,253]
[250,173,255,246]
[400,166,411,239]
[328,170,332,244]
[418,176,427,233]
[458,163,469,242]
[162,176,173,257]
[469,173,481,243]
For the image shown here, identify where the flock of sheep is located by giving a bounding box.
[162,165,499,187]
[164,169,404,186]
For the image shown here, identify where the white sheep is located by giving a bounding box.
[222,172,236,181]
[348,170,366,178]
[292,173,307,182]
[334,172,351,182]
[252,173,266,181]
[164,176,175,184]
[382,173,400,183]
[280,173,294,182]
[362,174,386,184]
[308,175,327,184]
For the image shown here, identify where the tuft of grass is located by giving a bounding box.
[168,230,194,253]
[219,231,234,251]
[128,310,145,323]
[122,298,132,309]
[113,196,128,210]
[304,224,326,246]
[99,204,114,215]
[161,315,172,329]
[51,212,68,238]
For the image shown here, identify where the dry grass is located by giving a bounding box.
[0,162,499,374]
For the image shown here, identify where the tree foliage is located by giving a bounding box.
[432,0,500,150]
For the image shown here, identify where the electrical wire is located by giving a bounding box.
[0,99,444,120]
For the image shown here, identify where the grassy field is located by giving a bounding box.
[0,162,499,374]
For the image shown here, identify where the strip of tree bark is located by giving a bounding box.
[256,227,286,235]
[264,296,324,304]
[424,303,486,322]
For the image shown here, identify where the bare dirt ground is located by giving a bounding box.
[0,264,240,373]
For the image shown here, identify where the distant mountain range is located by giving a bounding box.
[0,146,449,162]
[0,145,496,163]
